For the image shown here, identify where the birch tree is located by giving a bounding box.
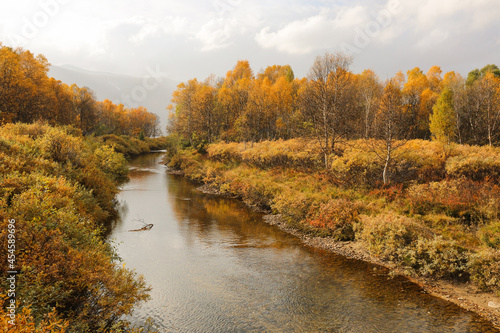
[301,52,355,167]
[371,79,408,184]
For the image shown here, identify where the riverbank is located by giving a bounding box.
[0,123,151,331]
[165,139,500,330]
[99,134,169,159]
[262,214,500,329]
[195,182,500,329]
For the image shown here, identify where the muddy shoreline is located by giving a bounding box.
[191,182,500,330]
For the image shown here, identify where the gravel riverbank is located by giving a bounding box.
[194,181,500,330]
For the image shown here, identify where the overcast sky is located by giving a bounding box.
[1,0,499,82]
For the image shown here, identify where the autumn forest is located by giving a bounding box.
[165,51,500,326]
[168,53,500,151]
[1,42,500,331]
[0,45,161,138]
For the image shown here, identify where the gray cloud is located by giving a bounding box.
[1,0,499,82]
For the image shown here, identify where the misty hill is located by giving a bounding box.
[49,65,178,133]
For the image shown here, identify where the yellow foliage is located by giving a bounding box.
[0,123,149,331]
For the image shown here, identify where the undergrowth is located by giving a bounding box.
[165,137,500,295]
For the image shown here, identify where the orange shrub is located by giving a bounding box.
[306,199,360,240]
[405,179,500,223]
[368,183,404,202]
[0,306,68,332]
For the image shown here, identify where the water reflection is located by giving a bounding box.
[109,153,499,333]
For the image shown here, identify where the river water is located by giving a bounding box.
[109,153,498,332]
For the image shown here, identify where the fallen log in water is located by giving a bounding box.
[129,224,154,232]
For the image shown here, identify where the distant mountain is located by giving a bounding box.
[49,65,178,133]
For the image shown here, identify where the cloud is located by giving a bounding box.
[409,0,500,32]
[386,0,500,44]
[416,29,450,49]
[2,0,499,83]
[254,6,373,54]
[129,16,188,43]
[195,18,242,51]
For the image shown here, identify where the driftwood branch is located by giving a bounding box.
[129,215,154,232]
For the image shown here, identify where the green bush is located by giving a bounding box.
[359,213,430,261]
[468,251,500,294]
[477,221,500,249]
[401,237,469,280]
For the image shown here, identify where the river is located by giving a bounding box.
[109,152,498,332]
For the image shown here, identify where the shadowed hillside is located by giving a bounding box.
[49,65,178,130]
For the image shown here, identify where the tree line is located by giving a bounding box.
[168,52,500,153]
[0,44,161,137]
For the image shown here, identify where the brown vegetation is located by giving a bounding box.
[0,123,151,332]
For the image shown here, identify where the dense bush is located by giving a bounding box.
[271,188,324,225]
[99,134,168,158]
[329,147,382,187]
[359,213,431,261]
[93,144,129,183]
[402,237,470,280]
[0,123,150,331]
[329,140,448,187]
[207,139,323,169]
[207,142,243,164]
[306,199,360,240]
[99,134,150,157]
[468,251,500,294]
[405,179,500,224]
[397,140,448,183]
[144,136,169,151]
[0,306,68,332]
[359,213,469,280]
[446,150,500,184]
[477,221,500,249]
